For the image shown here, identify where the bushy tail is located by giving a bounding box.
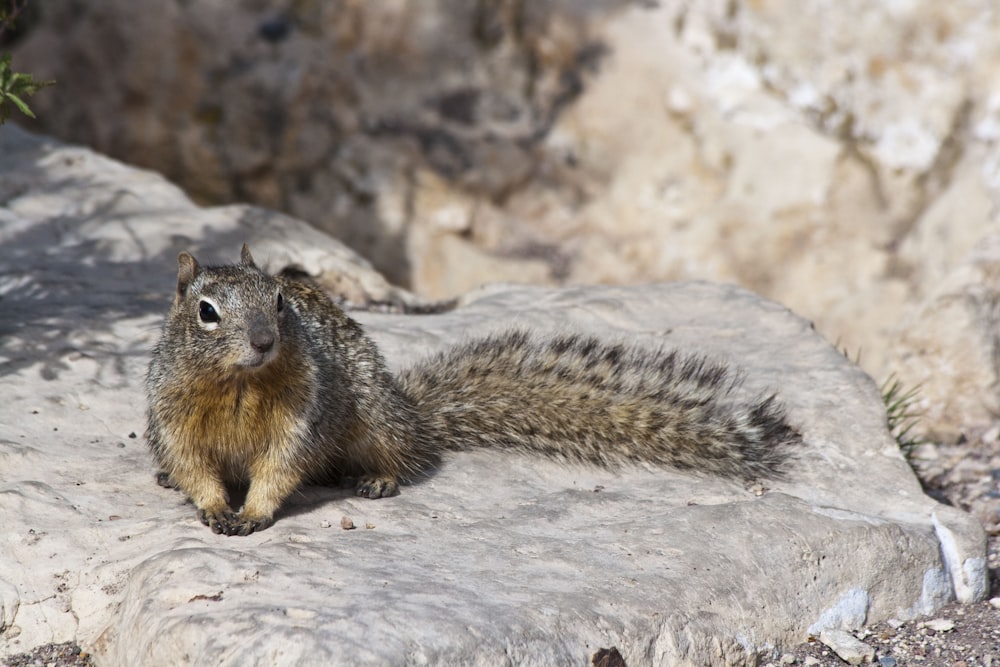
[397,330,800,480]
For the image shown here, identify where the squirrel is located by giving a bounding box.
[146,245,801,536]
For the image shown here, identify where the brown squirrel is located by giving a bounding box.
[146,245,800,535]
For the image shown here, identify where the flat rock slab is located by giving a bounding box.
[0,126,987,666]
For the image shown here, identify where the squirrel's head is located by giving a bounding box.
[172,244,287,372]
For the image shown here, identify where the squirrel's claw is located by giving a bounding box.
[356,476,399,499]
[197,508,237,534]
[197,508,272,536]
[230,513,273,536]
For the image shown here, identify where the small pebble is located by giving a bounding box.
[989,597,1000,610]
[340,516,355,530]
[319,519,332,528]
[877,657,897,667]
[920,618,954,632]
[779,652,796,665]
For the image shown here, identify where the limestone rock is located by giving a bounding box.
[9,0,1000,381]
[887,233,1000,442]
[8,0,619,288]
[0,124,421,311]
[0,127,987,666]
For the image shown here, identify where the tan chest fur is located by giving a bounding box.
[163,354,315,480]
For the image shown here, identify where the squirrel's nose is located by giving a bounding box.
[249,317,276,354]
[251,334,274,354]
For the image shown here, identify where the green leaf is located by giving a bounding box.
[3,90,34,117]
[0,52,54,123]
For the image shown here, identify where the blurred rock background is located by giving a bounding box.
[5,0,1000,444]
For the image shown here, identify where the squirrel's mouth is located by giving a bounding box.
[236,348,277,369]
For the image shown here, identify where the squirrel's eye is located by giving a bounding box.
[199,300,220,323]
[276,293,284,313]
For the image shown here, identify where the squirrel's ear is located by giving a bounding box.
[176,252,200,297]
[240,244,256,267]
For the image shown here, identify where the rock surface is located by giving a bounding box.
[8,0,1000,382]
[887,233,1000,443]
[6,0,620,288]
[0,127,988,666]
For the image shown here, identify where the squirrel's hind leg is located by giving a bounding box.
[344,415,419,499]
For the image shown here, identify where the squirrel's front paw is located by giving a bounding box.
[198,508,273,536]
[197,508,237,534]
[356,476,399,499]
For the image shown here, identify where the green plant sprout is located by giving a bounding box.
[836,341,925,456]
[0,53,50,122]
[1,0,52,124]
[881,373,925,457]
